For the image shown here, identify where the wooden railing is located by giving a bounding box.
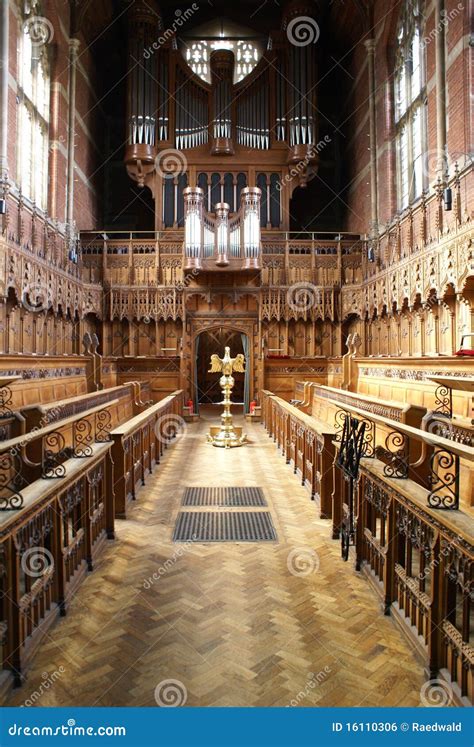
[0,439,114,688]
[261,391,335,519]
[0,389,184,690]
[357,462,473,706]
[110,391,183,518]
[18,382,151,432]
[0,403,117,510]
[79,230,364,288]
[261,388,474,705]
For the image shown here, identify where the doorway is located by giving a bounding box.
[195,328,249,410]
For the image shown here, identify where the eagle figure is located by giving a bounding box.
[209,346,245,376]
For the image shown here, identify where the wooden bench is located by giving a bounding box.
[110,390,183,518]
[263,386,474,705]
[0,429,114,690]
[0,402,118,506]
[356,458,473,706]
[18,381,151,432]
[263,393,336,519]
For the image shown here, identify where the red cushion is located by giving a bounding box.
[456,349,474,356]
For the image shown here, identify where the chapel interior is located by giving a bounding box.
[0,0,473,708]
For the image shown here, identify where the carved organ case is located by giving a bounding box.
[124,0,321,234]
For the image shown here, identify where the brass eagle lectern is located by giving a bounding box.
[207,347,247,448]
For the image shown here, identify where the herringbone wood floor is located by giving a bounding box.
[5,409,424,707]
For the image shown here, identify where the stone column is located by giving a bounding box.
[0,0,9,180]
[435,0,448,181]
[66,39,80,234]
[364,38,379,238]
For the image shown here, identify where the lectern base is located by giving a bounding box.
[207,425,247,449]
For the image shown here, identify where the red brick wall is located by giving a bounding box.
[6,0,103,229]
[343,0,473,234]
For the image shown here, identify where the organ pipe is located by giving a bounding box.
[124,0,161,187]
[210,49,234,155]
[215,203,230,267]
[283,0,320,186]
[184,186,204,270]
[183,186,261,267]
[242,187,262,269]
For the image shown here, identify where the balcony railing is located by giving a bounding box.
[78,229,364,287]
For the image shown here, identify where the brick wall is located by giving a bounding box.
[342,0,473,234]
[5,0,103,230]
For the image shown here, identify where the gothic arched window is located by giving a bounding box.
[17,8,51,210]
[394,1,427,209]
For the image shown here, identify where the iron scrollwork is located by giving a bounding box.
[377,430,409,479]
[0,452,26,509]
[334,409,347,443]
[360,417,375,458]
[427,448,460,510]
[0,385,13,420]
[42,432,68,478]
[73,417,94,458]
[95,409,112,443]
[434,384,453,419]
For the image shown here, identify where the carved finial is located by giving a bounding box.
[82,332,92,355]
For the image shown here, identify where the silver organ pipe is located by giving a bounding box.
[275,58,286,141]
[236,71,270,149]
[215,203,230,267]
[175,70,208,150]
[283,2,319,183]
[184,186,204,270]
[210,49,234,155]
[127,8,158,147]
[124,0,160,187]
[242,187,262,268]
[183,186,261,267]
[203,216,215,259]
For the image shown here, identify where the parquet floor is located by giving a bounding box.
[5,408,424,707]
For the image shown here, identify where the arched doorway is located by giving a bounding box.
[195,328,249,410]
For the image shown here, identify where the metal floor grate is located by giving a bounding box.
[173,511,277,542]
[182,487,267,507]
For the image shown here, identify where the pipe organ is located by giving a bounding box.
[184,186,262,270]
[125,0,323,235]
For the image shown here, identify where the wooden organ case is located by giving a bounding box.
[124,0,322,235]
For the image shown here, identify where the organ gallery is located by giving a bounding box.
[0,0,472,716]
